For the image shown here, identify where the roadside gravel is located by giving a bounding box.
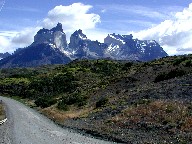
[0,96,115,144]
[0,100,13,144]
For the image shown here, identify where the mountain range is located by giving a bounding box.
[0,23,168,68]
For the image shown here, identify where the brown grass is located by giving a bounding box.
[40,106,93,123]
[110,100,192,132]
[181,117,192,132]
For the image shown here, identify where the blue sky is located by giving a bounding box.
[1,0,192,55]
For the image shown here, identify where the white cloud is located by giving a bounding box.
[0,28,40,53]
[11,27,40,46]
[0,3,101,53]
[42,3,100,33]
[98,4,174,20]
[0,35,10,52]
[129,6,168,20]
[134,3,192,55]
[0,31,18,53]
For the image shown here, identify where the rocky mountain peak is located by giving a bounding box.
[0,24,168,68]
[104,33,167,61]
[50,23,63,33]
[69,29,88,49]
[33,23,67,52]
[72,29,87,40]
[104,33,133,45]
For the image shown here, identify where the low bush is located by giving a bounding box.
[122,62,133,70]
[90,60,121,76]
[133,99,151,106]
[173,57,187,66]
[184,60,192,67]
[154,69,186,82]
[57,101,69,111]
[96,97,109,108]
[62,93,86,105]
[35,97,57,108]
[57,92,87,110]
[0,78,30,97]
[29,72,78,98]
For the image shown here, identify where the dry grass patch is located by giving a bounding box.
[40,106,93,123]
[109,100,192,132]
[25,99,36,107]
[181,117,192,132]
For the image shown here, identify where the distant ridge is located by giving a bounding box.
[0,23,168,68]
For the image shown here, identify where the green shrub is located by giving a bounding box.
[173,57,187,66]
[154,73,167,83]
[165,104,175,113]
[58,92,87,108]
[173,59,182,66]
[184,60,192,67]
[142,62,149,67]
[57,101,69,111]
[134,99,151,106]
[57,93,87,111]
[29,72,78,98]
[96,97,109,108]
[90,60,121,76]
[154,69,186,82]
[0,78,30,97]
[122,62,133,70]
[35,97,56,108]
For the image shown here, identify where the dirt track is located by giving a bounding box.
[0,96,114,144]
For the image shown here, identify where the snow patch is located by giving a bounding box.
[109,34,126,44]
[107,44,120,52]
[141,42,147,47]
[49,43,56,48]
[79,34,87,40]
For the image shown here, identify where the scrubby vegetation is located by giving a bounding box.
[154,69,186,82]
[0,54,192,143]
[96,97,109,108]
[35,97,57,108]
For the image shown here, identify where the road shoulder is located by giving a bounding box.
[0,101,6,122]
[0,99,12,144]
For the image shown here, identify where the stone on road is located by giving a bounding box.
[0,96,114,144]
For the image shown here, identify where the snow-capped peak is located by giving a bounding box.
[79,33,87,40]
[72,29,87,40]
[108,33,126,44]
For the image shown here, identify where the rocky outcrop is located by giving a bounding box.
[69,29,87,49]
[0,52,11,60]
[68,29,107,59]
[33,23,67,52]
[104,33,167,61]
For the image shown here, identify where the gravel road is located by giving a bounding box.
[0,96,115,144]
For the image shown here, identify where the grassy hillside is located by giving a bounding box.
[0,55,192,143]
